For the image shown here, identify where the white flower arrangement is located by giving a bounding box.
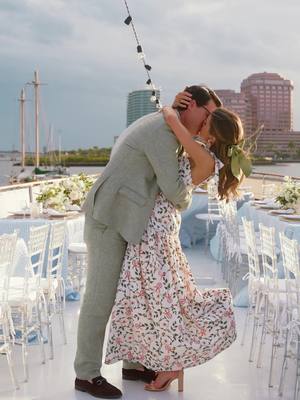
[36,173,95,211]
[275,176,300,211]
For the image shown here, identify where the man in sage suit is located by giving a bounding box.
[74,86,221,398]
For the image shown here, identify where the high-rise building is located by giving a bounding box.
[215,89,247,127]
[241,72,293,135]
[126,89,160,127]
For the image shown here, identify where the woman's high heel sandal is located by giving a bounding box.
[144,369,184,392]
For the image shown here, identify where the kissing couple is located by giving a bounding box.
[74,85,251,398]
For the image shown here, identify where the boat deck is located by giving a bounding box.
[0,245,296,400]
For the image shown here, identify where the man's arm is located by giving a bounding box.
[143,125,192,211]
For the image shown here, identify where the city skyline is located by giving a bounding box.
[0,0,300,151]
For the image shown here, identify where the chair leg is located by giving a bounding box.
[294,334,300,400]
[241,300,252,346]
[6,345,19,390]
[268,326,277,388]
[204,220,210,252]
[36,298,46,365]
[257,296,268,368]
[3,315,19,390]
[58,281,67,345]
[249,293,263,362]
[46,299,54,360]
[21,309,29,382]
[231,262,238,297]
[278,331,289,397]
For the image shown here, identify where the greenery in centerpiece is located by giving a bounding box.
[36,173,95,211]
[275,176,300,210]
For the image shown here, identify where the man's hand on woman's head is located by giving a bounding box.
[172,91,192,109]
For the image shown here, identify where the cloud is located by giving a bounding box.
[0,0,299,150]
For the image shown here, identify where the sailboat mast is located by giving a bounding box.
[58,135,62,165]
[33,70,40,168]
[18,88,26,168]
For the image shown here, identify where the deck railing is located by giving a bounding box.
[0,171,299,198]
[250,171,300,184]
[0,171,299,217]
[0,174,101,218]
[0,174,101,201]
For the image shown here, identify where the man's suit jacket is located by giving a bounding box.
[82,112,192,244]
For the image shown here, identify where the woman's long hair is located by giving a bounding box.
[209,108,246,200]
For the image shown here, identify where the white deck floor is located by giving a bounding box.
[0,246,296,400]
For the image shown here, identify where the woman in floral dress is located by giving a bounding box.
[105,104,250,391]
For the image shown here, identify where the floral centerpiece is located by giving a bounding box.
[275,176,300,212]
[36,173,95,212]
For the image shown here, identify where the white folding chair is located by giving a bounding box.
[41,221,67,359]
[262,183,276,199]
[0,231,19,390]
[278,233,300,400]
[240,217,265,363]
[216,200,244,295]
[68,242,88,293]
[8,224,49,381]
[257,223,286,388]
[195,180,222,251]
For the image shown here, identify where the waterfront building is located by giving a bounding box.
[215,89,247,128]
[126,88,160,127]
[255,130,300,157]
[241,72,293,135]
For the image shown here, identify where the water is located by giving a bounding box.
[0,159,299,187]
[0,159,104,186]
[253,163,300,178]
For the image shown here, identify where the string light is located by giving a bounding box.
[122,0,161,109]
[150,90,157,102]
[124,15,132,25]
[136,45,145,60]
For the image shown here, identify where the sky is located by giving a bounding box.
[0,0,299,151]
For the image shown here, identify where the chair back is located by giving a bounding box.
[47,222,65,285]
[0,232,18,303]
[259,223,278,291]
[279,232,300,313]
[223,201,240,249]
[242,217,261,280]
[207,180,220,216]
[28,224,50,278]
[262,183,276,199]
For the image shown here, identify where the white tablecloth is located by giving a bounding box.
[237,202,300,244]
[180,192,254,248]
[0,214,85,287]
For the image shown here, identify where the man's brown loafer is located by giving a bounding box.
[122,367,157,384]
[75,376,122,399]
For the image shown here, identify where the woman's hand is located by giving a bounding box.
[162,106,180,129]
[172,91,192,109]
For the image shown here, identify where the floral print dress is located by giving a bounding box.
[105,150,237,371]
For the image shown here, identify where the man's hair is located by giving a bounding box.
[177,85,222,111]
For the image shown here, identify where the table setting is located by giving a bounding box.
[237,179,300,243]
[1,174,96,301]
[209,176,300,307]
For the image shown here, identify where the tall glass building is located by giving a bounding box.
[126,89,160,127]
